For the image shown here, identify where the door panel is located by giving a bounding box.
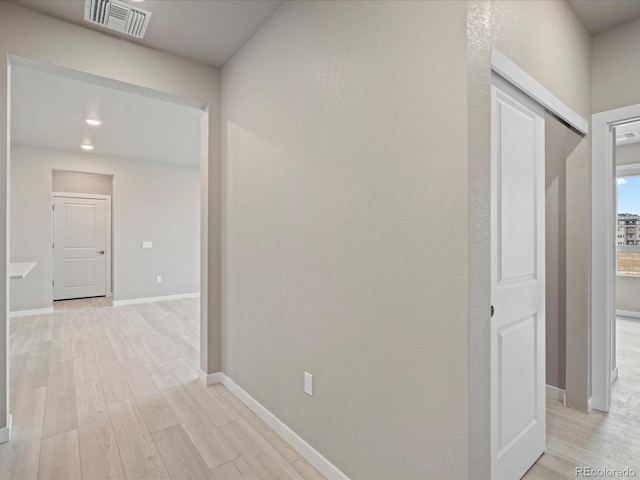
[498,314,536,451]
[53,196,107,300]
[498,100,537,283]
[491,74,545,480]
[65,204,97,247]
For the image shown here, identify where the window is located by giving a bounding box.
[617,166,640,275]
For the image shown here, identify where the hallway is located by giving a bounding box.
[0,298,323,479]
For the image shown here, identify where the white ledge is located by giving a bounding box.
[9,262,36,279]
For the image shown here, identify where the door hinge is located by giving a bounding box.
[52,242,54,249]
[52,205,54,210]
[52,280,54,287]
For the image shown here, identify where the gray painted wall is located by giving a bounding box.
[10,145,200,310]
[545,115,568,391]
[593,16,640,114]
[222,1,469,477]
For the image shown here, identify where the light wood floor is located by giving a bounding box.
[1,297,324,480]
[524,316,640,479]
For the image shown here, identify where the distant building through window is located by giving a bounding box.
[617,173,640,275]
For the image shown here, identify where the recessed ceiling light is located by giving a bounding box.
[81,144,94,151]
[85,118,102,126]
[131,0,144,2]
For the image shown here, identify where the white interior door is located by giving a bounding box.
[491,74,546,480]
[53,196,107,300]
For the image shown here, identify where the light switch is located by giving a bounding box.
[142,241,153,249]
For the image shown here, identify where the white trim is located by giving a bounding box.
[52,191,110,200]
[612,367,619,383]
[588,396,593,413]
[112,292,200,306]
[592,103,640,413]
[218,374,349,480]
[9,307,53,318]
[490,47,588,135]
[546,385,566,405]
[52,192,112,298]
[198,370,223,386]
[0,415,12,443]
[616,309,640,319]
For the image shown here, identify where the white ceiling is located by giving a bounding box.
[14,0,640,63]
[568,0,640,34]
[12,0,284,67]
[11,65,202,166]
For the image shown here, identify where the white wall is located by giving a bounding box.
[617,142,640,167]
[222,1,468,478]
[10,145,200,311]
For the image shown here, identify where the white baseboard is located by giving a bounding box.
[546,384,566,405]
[210,373,348,480]
[198,370,223,386]
[9,307,53,318]
[588,396,593,413]
[612,366,619,383]
[616,309,640,319]
[0,415,13,443]
[113,292,200,306]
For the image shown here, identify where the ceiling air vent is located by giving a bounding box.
[616,131,639,141]
[84,0,152,39]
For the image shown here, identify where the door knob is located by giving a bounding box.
[97,251,105,255]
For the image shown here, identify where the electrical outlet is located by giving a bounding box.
[156,276,162,283]
[142,241,153,249]
[304,372,313,396]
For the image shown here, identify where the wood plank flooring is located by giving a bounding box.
[524,316,640,479]
[8,297,639,479]
[0,298,324,480]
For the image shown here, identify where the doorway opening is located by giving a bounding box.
[592,104,640,412]
[489,48,589,479]
[610,120,640,407]
[7,56,209,421]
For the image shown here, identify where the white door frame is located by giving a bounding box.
[52,192,112,297]
[490,48,588,136]
[591,103,640,412]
